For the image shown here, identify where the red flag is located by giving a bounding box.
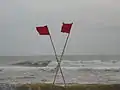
[61,23,73,33]
[36,26,50,35]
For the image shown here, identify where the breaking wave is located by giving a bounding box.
[10,60,51,67]
[9,59,120,69]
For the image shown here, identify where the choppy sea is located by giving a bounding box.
[0,55,120,85]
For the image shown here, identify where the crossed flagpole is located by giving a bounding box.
[36,23,73,87]
[52,33,70,86]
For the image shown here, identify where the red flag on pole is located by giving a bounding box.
[61,23,73,33]
[36,26,50,35]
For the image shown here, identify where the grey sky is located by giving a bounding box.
[0,0,120,55]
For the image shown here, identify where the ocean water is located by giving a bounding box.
[0,55,120,85]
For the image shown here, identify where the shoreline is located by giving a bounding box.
[1,82,120,90]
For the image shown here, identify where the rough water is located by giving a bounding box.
[0,55,120,89]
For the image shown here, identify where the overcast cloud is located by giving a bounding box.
[0,0,120,55]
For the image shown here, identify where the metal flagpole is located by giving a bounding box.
[53,33,70,87]
[49,34,66,86]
